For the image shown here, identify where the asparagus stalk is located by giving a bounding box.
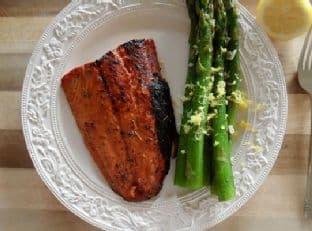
[174,0,199,186]
[224,0,240,149]
[183,0,214,189]
[212,0,236,201]
[204,134,213,186]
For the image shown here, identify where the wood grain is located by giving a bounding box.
[0,168,309,230]
[0,17,52,53]
[0,169,64,211]
[0,171,280,216]
[1,93,308,133]
[0,53,30,91]
[0,92,308,172]
[0,130,32,168]
[0,133,309,173]
[211,216,312,231]
[0,0,69,17]
[0,91,21,130]
[274,35,306,94]
[0,209,99,231]
[273,135,310,175]
[287,94,311,135]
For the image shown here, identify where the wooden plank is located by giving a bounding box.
[0,17,302,94]
[272,134,309,175]
[237,175,306,218]
[0,130,33,168]
[0,90,304,169]
[2,208,312,231]
[0,91,21,130]
[0,209,99,231]
[1,92,304,133]
[0,168,306,218]
[273,35,306,94]
[0,17,52,53]
[0,130,308,171]
[0,132,307,172]
[0,168,64,211]
[0,53,30,91]
[287,94,311,135]
[212,216,312,231]
[0,0,69,17]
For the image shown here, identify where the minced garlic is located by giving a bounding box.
[217,80,226,97]
[229,90,250,109]
[190,113,202,126]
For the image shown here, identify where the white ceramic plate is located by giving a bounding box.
[21,1,287,230]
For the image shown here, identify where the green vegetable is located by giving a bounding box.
[183,0,214,189]
[174,0,199,186]
[224,0,241,150]
[204,135,213,186]
[211,0,236,201]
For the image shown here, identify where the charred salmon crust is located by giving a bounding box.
[149,75,177,173]
[62,39,177,201]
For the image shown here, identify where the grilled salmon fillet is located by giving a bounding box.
[61,39,176,201]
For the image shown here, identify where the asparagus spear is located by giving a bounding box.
[183,0,214,189]
[224,0,240,149]
[174,0,199,186]
[204,134,213,186]
[212,0,236,201]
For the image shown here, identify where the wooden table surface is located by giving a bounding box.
[1,0,312,230]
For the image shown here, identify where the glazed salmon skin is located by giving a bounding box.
[61,39,176,201]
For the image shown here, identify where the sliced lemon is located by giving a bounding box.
[256,0,312,40]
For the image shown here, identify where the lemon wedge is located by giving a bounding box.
[256,0,312,40]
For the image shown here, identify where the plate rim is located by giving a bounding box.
[21,1,288,230]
